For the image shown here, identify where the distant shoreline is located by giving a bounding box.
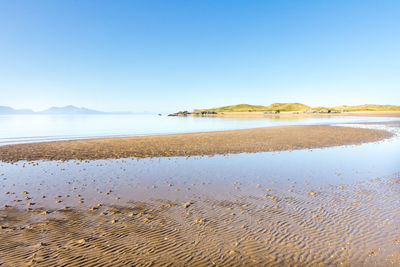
[169,103,400,117]
[0,124,392,162]
[169,111,400,118]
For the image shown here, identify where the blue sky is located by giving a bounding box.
[0,0,399,112]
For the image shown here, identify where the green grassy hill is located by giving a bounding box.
[193,103,400,113]
[267,103,310,112]
[194,104,269,113]
[194,103,311,113]
[334,104,400,112]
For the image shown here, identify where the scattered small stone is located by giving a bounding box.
[33,242,47,248]
[182,202,192,209]
[229,250,240,256]
[194,219,206,225]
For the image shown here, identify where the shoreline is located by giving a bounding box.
[0,124,392,162]
[185,111,400,118]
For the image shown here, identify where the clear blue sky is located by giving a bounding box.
[1,0,399,112]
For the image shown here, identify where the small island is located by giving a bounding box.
[168,103,400,117]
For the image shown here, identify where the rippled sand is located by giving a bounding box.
[0,175,399,266]
[0,125,391,162]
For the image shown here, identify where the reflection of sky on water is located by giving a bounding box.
[0,114,399,145]
[0,124,399,210]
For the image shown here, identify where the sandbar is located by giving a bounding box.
[0,125,392,162]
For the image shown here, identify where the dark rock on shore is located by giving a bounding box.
[168,111,191,116]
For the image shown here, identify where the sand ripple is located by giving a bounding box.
[0,175,399,266]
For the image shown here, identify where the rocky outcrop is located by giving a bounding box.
[168,111,191,116]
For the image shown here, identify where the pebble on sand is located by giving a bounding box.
[183,202,192,208]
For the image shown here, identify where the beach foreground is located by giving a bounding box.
[1,174,399,266]
[0,125,391,162]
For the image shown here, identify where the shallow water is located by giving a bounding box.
[0,124,399,208]
[1,114,398,145]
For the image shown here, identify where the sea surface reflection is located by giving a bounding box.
[1,114,398,145]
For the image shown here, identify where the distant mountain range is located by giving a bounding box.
[41,105,106,114]
[0,105,137,115]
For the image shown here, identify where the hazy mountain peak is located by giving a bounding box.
[0,105,105,115]
[0,106,34,114]
[41,106,104,114]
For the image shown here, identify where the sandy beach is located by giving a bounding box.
[0,125,391,162]
[0,123,399,266]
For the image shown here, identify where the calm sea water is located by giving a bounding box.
[0,114,398,145]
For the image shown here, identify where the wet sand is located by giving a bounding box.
[0,125,392,162]
[0,175,399,266]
